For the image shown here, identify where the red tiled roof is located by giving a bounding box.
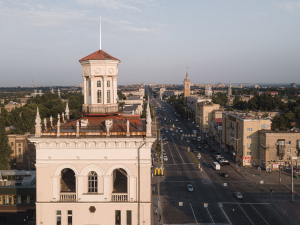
[214,118,222,125]
[79,49,119,62]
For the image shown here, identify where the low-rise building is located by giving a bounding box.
[222,111,271,166]
[259,129,300,170]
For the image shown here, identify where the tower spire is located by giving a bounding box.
[186,67,188,78]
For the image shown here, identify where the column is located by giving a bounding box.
[52,175,59,202]
[113,76,118,103]
[90,76,94,104]
[103,175,111,201]
[83,77,87,104]
[103,76,107,104]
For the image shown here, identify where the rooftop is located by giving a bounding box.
[79,49,119,62]
[259,128,300,134]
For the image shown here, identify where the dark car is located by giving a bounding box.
[219,160,230,166]
[209,148,216,152]
[222,173,229,178]
[197,146,201,149]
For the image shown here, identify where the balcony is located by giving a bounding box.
[278,145,285,157]
[80,104,123,115]
[60,192,76,202]
[111,193,128,202]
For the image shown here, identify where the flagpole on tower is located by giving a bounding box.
[100,15,102,50]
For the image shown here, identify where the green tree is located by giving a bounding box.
[0,118,13,169]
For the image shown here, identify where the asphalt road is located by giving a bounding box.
[151,97,296,225]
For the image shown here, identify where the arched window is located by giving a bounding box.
[107,90,111,103]
[97,90,102,103]
[97,80,101,87]
[107,80,110,87]
[88,171,98,193]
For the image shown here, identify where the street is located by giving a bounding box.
[151,97,300,225]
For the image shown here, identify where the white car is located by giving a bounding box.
[187,184,193,191]
[234,192,243,199]
[170,128,173,131]
[175,119,178,122]
[163,156,168,161]
[180,130,183,133]
[165,130,169,133]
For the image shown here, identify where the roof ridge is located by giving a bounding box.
[79,49,119,61]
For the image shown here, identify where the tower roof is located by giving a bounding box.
[79,49,119,62]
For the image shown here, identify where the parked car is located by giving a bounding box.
[163,156,168,161]
[163,151,166,155]
[234,192,243,199]
[187,184,193,191]
[222,173,229,178]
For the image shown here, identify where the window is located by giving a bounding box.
[287,141,291,145]
[97,90,102,103]
[115,210,121,225]
[107,80,110,87]
[287,149,291,153]
[97,80,101,87]
[88,171,98,193]
[11,142,13,146]
[206,111,208,115]
[67,210,72,225]
[56,210,61,225]
[247,128,252,132]
[247,136,252,139]
[127,210,132,225]
[89,80,91,88]
[18,143,21,147]
[107,90,111,103]
[18,148,21,153]
[247,144,252,147]
[205,116,207,119]
[247,152,252,155]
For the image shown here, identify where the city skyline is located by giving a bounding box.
[1,0,300,87]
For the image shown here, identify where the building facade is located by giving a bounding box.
[29,49,156,225]
[222,112,271,166]
[195,102,220,134]
[259,130,300,169]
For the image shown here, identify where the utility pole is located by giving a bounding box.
[279,157,282,184]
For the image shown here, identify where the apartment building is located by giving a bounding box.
[195,102,220,133]
[222,112,271,166]
[8,133,36,170]
[259,129,300,169]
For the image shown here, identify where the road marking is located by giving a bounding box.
[250,204,270,225]
[206,207,214,224]
[165,163,194,165]
[284,184,300,195]
[169,134,185,163]
[220,207,232,225]
[219,202,269,205]
[238,204,254,225]
[164,140,175,164]
[167,171,199,172]
[190,203,198,224]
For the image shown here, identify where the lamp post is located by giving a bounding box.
[231,137,241,168]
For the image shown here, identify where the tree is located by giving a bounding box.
[0,118,13,169]
[117,91,126,101]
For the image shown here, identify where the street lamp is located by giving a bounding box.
[231,137,241,168]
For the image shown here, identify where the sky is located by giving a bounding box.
[0,0,300,87]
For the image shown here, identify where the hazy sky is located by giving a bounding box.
[1,0,300,87]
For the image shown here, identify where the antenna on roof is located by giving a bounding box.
[100,15,102,50]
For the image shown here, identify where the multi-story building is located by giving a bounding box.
[210,118,222,144]
[205,85,212,97]
[28,49,156,225]
[259,129,300,169]
[195,102,220,134]
[8,133,36,170]
[222,112,271,166]
[186,95,211,113]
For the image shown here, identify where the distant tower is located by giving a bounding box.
[228,82,232,96]
[50,88,54,94]
[32,79,34,88]
[57,88,61,97]
[183,67,191,106]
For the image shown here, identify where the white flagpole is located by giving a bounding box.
[100,15,101,50]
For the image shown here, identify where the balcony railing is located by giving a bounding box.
[111,193,128,202]
[60,192,76,202]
